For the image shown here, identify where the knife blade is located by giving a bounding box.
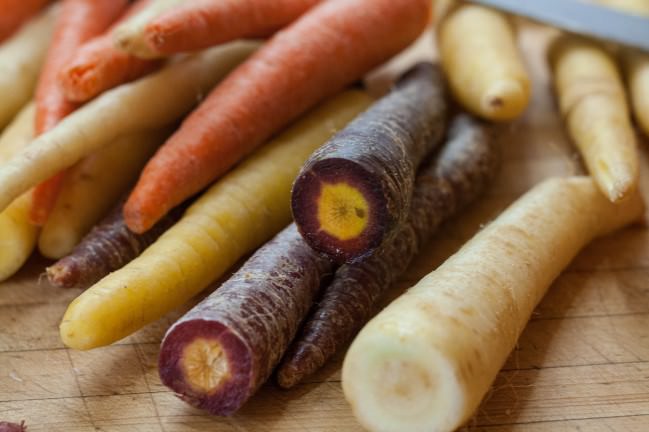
[467,0,649,53]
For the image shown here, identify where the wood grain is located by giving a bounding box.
[0,24,648,431]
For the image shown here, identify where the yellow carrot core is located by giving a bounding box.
[316,182,370,241]
[181,338,230,394]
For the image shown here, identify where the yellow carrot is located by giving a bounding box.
[59,90,373,350]
[342,177,644,432]
[0,5,56,130]
[550,35,638,202]
[0,103,38,281]
[435,1,530,121]
[596,0,649,136]
[0,41,258,216]
[39,128,169,259]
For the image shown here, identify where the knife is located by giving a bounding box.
[467,0,649,53]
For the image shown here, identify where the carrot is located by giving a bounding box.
[113,0,186,59]
[39,129,170,259]
[47,200,181,289]
[436,1,531,121]
[0,5,57,130]
[132,0,320,57]
[0,41,258,217]
[123,0,432,234]
[0,421,26,432]
[277,114,499,388]
[59,91,372,350]
[291,63,447,263]
[0,103,39,282]
[59,0,162,103]
[596,0,649,136]
[342,177,644,432]
[159,224,334,415]
[0,0,50,43]
[549,35,638,202]
[30,0,129,226]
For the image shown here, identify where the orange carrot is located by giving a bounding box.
[0,0,50,43]
[59,0,162,102]
[142,0,321,56]
[124,0,431,233]
[30,0,128,225]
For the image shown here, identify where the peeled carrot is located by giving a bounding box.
[124,0,432,234]
[0,0,50,43]
[31,0,128,225]
[59,0,162,103]
[137,0,320,57]
[278,114,499,388]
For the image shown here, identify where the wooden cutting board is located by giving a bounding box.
[1,24,648,432]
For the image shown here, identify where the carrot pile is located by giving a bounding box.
[0,0,646,429]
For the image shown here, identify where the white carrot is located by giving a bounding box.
[113,0,181,59]
[550,35,638,202]
[0,40,258,216]
[0,5,57,129]
[342,176,644,432]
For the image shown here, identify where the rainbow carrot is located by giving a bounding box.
[133,0,320,57]
[30,0,128,226]
[0,0,50,43]
[59,0,162,102]
[124,0,432,233]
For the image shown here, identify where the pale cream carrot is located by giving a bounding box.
[343,177,644,432]
[0,6,57,130]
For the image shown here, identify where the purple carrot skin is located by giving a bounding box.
[291,62,447,263]
[46,200,180,289]
[158,224,334,416]
[0,421,26,432]
[277,114,499,388]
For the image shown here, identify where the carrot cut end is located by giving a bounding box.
[292,159,388,263]
[159,320,253,416]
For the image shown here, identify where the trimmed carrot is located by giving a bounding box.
[278,114,499,388]
[124,0,432,234]
[0,5,57,130]
[59,90,372,350]
[0,41,258,216]
[159,224,334,415]
[30,0,129,226]
[0,103,39,282]
[549,35,638,202]
[138,0,320,57]
[59,0,162,103]
[113,0,186,59]
[342,177,643,432]
[47,200,181,289]
[291,63,447,263]
[0,0,50,43]
[39,129,170,259]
